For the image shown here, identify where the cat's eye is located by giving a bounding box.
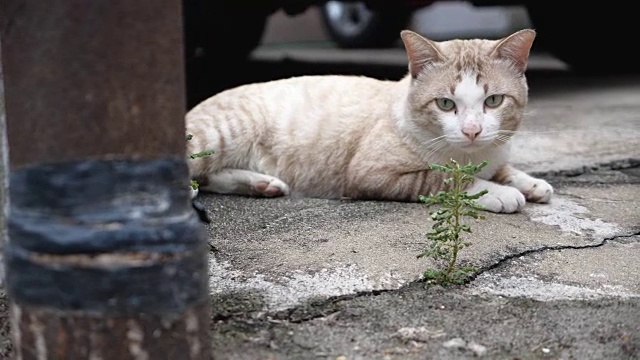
[484,94,504,108]
[436,98,456,111]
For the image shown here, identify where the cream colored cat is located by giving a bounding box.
[186,29,553,213]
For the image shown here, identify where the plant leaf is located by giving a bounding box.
[189,149,215,159]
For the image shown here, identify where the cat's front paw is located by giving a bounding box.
[468,179,526,213]
[493,166,553,204]
[520,178,553,203]
[476,186,526,213]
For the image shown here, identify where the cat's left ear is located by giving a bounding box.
[491,29,536,73]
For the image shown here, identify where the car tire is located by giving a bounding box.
[320,1,412,48]
[526,4,634,73]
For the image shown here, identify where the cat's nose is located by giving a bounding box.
[462,124,483,141]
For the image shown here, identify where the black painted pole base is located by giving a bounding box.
[5,158,212,360]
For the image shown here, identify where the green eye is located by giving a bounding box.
[436,98,456,111]
[484,94,504,108]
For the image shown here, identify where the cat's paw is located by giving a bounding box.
[250,177,290,197]
[477,186,526,213]
[468,179,525,213]
[493,166,553,204]
[509,175,553,203]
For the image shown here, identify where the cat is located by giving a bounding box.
[185,29,553,213]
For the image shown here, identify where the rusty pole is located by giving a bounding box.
[0,1,211,359]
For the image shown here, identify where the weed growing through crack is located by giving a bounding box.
[418,159,489,286]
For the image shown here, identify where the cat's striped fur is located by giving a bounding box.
[186,29,553,213]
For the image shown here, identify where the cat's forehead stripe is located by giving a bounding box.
[454,72,485,101]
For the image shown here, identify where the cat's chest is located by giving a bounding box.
[476,159,506,180]
[431,146,509,180]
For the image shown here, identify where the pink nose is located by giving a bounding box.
[462,124,482,141]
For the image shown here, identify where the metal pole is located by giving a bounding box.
[0,1,211,359]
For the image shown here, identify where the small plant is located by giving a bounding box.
[186,134,214,190]
[190,179,200,191]
[418,159,489,286]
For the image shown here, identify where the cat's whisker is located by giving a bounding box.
[491,135,514,147]
[425,144,447,159]
[482,130,550,140]
[494,132,515,138]
[419,134,448,146]
[419,136,444,152]
[497,129,603,136]
[484,131,513,139]
[499,130,542,136]
[422,136,448,149]
[424,140,450,160]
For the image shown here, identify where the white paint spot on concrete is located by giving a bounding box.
[395,327,447,342]
[442,338,467,349]
[468,342,488,357]
[470,273,639,301]
[208,257,381,311]
[525,197,619,237]
[589,273,607,278]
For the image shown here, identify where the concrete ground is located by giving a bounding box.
[196,46,640,359]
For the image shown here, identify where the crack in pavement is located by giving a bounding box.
[265,230,640,324]
[470,230,640,280]
[530,158,640,178]
[270,288,394,324]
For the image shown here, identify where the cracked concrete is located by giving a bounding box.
[203,171,639,315]
[196,57,640,359]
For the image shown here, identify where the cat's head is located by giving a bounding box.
[399,29,535,153]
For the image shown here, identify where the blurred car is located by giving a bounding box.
[183,0,633,73]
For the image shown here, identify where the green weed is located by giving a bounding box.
[418,159,488,286]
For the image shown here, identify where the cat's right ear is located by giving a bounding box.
[400,30,444,78]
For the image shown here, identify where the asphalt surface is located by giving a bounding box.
[195,46,640,359]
